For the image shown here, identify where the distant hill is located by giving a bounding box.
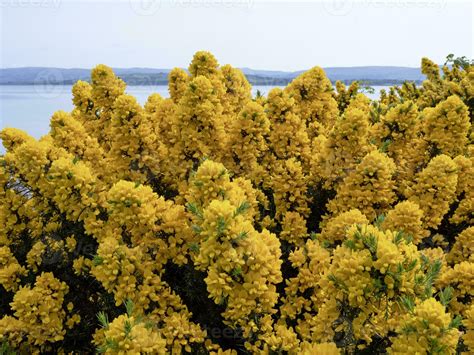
[0,66,425,86]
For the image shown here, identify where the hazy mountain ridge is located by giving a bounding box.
[0,66,426,86]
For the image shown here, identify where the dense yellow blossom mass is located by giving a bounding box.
[0,52,472,353]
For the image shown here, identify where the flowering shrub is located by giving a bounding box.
[0,52,472,354]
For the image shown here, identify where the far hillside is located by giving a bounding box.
[0,66,426,86]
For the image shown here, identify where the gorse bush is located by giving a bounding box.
[0,51,473,354]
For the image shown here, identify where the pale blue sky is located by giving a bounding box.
[1,0,472,70]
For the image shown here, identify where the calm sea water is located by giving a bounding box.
[0,85,389,153]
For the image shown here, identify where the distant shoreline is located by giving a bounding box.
[0,79,422,86]
[0,66,426,87]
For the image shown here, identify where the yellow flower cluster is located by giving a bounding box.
[0,127,34,151]
[285,66,339,136]
[447,227,474,264]
[382,201,427,245]
[168,67,189,103]
[417,57,473,110]
[327,150,396,220]
[300,341,340,354]
[280,211,308,246]
[49,110,106,172]
[187,161,282,349]
[188,50,220,77]
[0,273,74,349]
[265,88,311,167]
[464,304,474,352]
[325,224,430,345]
[422,95,470,157]
[314,95,372,188]
[226,101,270,180]
[389,298,459,354]
[438,260,474,316]
[220,64,252,116]
[268,157,309,219]
[280,239,333,340]
[97,313,167,354]
[0,52,472,353]
[371,100,423,192]
[0,246,26,291]
[319,208,368,244]
[407,154,458,229]
[174,75,226,162]
[334,80,360,113]
[451,155,474,225]
[90,237,146,306]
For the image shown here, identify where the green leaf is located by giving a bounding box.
[124,299,134,316]
[96,345,107,354]
[193,180,204,187]
[144,321,154,330]
[186,203,203,219]
[362,233,377,255]
[424,259,442,297]
[404,234,414,244]
[405,259,418,272]
[105,338,119,351]
[124,319,133,338]
[401,323,417,335]
[1,341,16,355]
[97,311,109,329]
[379,139,392,153]
[189,243,200,253]
[231,267,242,277]
[216,216,227,236]
[448,315,462,329]
[374,214,386,228]
[420,254,430,268]
[438,287,454,306]
[321,240,331,249]
[93,255,104,266]
[328,274,348,291]
[218,168,227,179]
[191,224,202,234]
[399,295,415,312]
[344,239,357,250]
[235,231,248,242]
[233,201,250,217]
[393,231,405,245]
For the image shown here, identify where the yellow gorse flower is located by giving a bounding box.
[0,52,472,353]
